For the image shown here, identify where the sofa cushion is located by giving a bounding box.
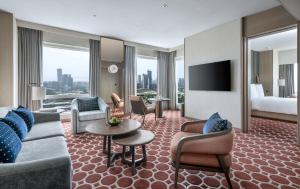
[0,122,22,163]
[77,97,99,112]
[13,106,35,132]
[23,121,64,142]
[17,136,69,162]
[78,110,106,121]
[203,112,229,134]
[0,111,28,140]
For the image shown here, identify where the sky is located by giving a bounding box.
[43,47,89,81]
[43,47,184,82]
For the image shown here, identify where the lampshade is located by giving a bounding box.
[31,86,46,100]
[278,79,286,87]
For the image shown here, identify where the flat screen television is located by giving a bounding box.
[189,60,231,91]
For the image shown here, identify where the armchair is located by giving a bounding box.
[111,93,124,111]
[170,120,234,189]
[71,97,110,134]
[129,95,156,124]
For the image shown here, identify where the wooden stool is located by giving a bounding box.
[113,129,155,174]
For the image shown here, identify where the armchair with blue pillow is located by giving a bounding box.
[71,96,110,134]
[170,112,234,189]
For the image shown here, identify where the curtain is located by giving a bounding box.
[89,39,101,97]
[168,51,176,110]
[251,50,260,83]
[124,46,136,114]
[279,64,294,97]
[18,27,43,110]
[158,51,177,109]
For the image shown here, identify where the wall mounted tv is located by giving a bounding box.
[189,60,231,91]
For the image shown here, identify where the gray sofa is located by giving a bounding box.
[0,107,72,189]
[71,97,110,134]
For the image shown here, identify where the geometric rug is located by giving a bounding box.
[63,111,300,189]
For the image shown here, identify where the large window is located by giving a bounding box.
[175,57,185,104]
[136,57,157,99]
[43,45,89,109]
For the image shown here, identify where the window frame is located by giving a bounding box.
[175,56,185,107]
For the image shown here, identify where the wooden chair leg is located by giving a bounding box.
[174,166,179,188]
[142,115,145,124]
[130,112,132,118]
[154,112,156,120]
[217,155,233,189]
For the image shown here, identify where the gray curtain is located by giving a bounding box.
[168,51,176,110]
[251,50,260,83]
[158,51,177,110]
[18,27,43,110]
[124,46,136,114]
[89,39,101,97]
[279,64,294,97]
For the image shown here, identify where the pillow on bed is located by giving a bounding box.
[256,84,265,98]
[250,84,258,99]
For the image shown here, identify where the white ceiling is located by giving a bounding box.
[250,29,297,51]
[0,0,280,48]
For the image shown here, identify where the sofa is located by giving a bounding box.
[0,107,72,189]
[71,97,110,134]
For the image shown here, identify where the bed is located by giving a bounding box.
[250,84,297,122]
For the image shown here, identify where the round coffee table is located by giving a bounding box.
[113,129,155,174]
[86,119,142,167]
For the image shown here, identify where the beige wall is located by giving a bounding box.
[185,19,242,129]
[0,10,16,106]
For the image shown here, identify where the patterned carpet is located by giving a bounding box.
[63,111,300,189]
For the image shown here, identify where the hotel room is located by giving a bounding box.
[0,0,299,189]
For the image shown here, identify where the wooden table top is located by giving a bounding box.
[85,119,142,136]
[113,129,155,146]
[148,97,171,102]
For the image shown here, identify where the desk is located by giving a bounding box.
[149,97,171,118]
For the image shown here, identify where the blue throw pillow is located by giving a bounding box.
[0,111,28,140]
[203,112,230,134]
[0,122,22,163]
[13,106,35,132]
[77,97,100,112]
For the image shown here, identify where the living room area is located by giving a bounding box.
[0,0,300,189]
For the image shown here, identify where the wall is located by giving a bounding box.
[273,49,279,96]
[278,48,297,65]
[259,50,273,96]
[0,10,16,107]
[185,19,242,129]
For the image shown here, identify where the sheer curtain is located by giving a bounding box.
[124,46,136,114]
[89,39,101,97]
[18,27,43,110]
[279,64,294,97]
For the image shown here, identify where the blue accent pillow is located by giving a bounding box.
[0,111,28,140]
[77,97,100,112]
[13,106,35,132]
[203,113,230,134]
[0,122,22,163]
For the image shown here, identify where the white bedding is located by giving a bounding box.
[252,97,297,115]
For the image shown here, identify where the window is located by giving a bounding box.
[136,56,157,99]
[175,57,184,104]
[43,45,89,109]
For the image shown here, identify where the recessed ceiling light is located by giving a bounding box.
[162,3,168,8]
[93,14,97,17]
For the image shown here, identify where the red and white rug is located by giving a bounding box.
[63,111,300,189]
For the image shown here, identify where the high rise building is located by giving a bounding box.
[57,68,62,82]
[143,74,148,89]
[147,70,152,89]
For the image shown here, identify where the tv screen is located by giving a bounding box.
[189,60,231,91]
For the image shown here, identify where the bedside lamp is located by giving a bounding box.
[31,86,46,101]
[278,79,286,87]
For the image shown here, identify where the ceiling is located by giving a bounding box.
[250,29,297,51]
[0,0,280,48]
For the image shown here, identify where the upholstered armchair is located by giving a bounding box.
[170,120,234,189]
[71,97,110,134]
[129,95,156,124]
[111,93,124,111]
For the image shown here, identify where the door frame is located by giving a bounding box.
[241,22,300,145]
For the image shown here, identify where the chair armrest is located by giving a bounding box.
[0,157,72,189]
[175,128,234,164]
[33,112,60,123]
[181,120,206,133]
